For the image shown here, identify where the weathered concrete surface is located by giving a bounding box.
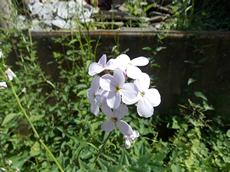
[0,0,14,28]
[14,30,230,121]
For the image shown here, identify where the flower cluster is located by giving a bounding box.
[87,54,161,148]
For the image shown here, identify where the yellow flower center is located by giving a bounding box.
[111,117,117,123]
[115,86,120,92]
[140,91,145,97]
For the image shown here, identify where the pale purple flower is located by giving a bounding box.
[87,53,161,148]
[134,73,161,118]
[124,130,139,149]
[101,103,133,136]
[99,68,138,109]
[5,68,16,81]
[116,54,149,79]
[87,76,107,116]
[88,54,118,76]
[0,82,7,89]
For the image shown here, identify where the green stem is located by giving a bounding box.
[94,132,112,163]
[0,69,64,172]
[11,84,64,172]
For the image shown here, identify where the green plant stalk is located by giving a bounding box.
[10,83,64,172]
[0,69,64,172]
[0,133,5,165]
[94,132,112,163]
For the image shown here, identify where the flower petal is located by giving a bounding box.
[88,62,104,76]
[90,76,100,91]
[100,74,114,91]
[0,81,7,89]
[131,56,149,66]
[117,120,133,135]
[5,68,16,81]
[136,98,154,118]
[107,92,121,109]
[145,88,161,107]
[113,68,125,86]
[113,104,128,119]
[106,59,118,70]
[101,120,115,132]
[124,139,131,149]
[134,73,150,91]
[121,83,138,105]
[98,54,107,66]
[130,130,140,141]
[124,129,139,149]
[126,65,142,79]
[116,54,130,71]
[95,90,108,103]
[90,102,100,116]
[101,102,113,117]
[87,88,95,104]
[116,54,130,63]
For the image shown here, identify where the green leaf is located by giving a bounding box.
[203,101,214,111]
[29,115,44,122]
[187,78,196,86]
[2,113,20,126]
[226,130,230,138]
[172,118,180,129]
[171,164,182,172]
[194,91,208,101]
[142,47,152,51]
[108,165,123,172]
[156,46,166,52]
[10,152,30,169]
[30,142,40,157]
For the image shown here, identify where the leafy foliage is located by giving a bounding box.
[0,30,229,172]
[165,0,230,30]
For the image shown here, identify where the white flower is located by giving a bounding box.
[124,130,139,149]
[101,103,133,136]
[5,68,16,81]
[0,82,7,89]
[87,76,107,116]
[100,68,138,109]
[116,54,149,79]
[88,54,118,76]
[134,73,161,118]
[87,53,161,148]
[0,50,3,58]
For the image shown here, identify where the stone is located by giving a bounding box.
[29,1,43,16]
[26,0,95,30]
[56,2,69,19]
[31,19,43,31]
[43,19,53,26]
[68,0,79,17]
[39,3,53,19]
[52,17,68,28]
[16,15,28,29]
[80,5,93,22]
